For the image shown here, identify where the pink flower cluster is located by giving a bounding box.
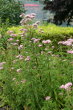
[20,13,36,25]
[42,40,51,44]
[20,28,27,32]
[16,55,24,60]
[60,82,72,90]
[58,38,73,46]
[32,21,40,28]
[25,56,30,61]
[25,13,36,19]
[18,45,23,50]
[38,44,42,47]
[31,38,40,43]
[7,30,17,40]
[10,34,17,37]
[67,50,73,54]
[7,30,14,34]
[8,38,13,41]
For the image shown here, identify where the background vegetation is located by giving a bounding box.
[44,0,73,25]
[0,0,25,25]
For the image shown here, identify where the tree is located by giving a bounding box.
[0,0,25,25]
[44,0,73,25]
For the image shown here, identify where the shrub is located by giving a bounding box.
[8,24,73,41]
[8,24,73,52]
[0,0,25,25]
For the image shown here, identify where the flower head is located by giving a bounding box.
[25,56,30,61]
[8,38,13,41]
[16,68,22,73]
[45,96,51,100]
[60,82,72,90]
[20,13,25,18]
[16,55,24,60]
[42,40,51,44]
[67,50,73,54]
[18,45,23,50]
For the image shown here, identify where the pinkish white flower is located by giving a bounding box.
[60,82,72,90]
[52,46,55,48]
[20,13,25,17]
[12,78,16,81]
[42,40,51,44]
[25,14,31,18]
[16,40,19,42]
[67,38,73,42]
[31,38,40,43]
[20,19,25,25]
[60,85,65,89]
[30,15,35,19]
[16,68,22,73]
[16,55,24,60]
[0,67,3,70]
[25,13,36,19]
[7,30,14,34]
[25,56,30,61]
[45,96,51,100]
[35,21,40,25]
[38,44,42,47]
[32,23,38,28]
[58,38,73,46]
[18,45,23,50]
[10,34,17,37]
[8,38,13,41]
[65,82,72,89]
[34,39,40,43]
[67,50,73,54]
[20,28,27,32]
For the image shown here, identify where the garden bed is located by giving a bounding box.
[0,22,73,110]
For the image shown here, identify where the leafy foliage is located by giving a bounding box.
[0,0,25,25]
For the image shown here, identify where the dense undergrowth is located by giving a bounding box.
[0,14,73,110]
